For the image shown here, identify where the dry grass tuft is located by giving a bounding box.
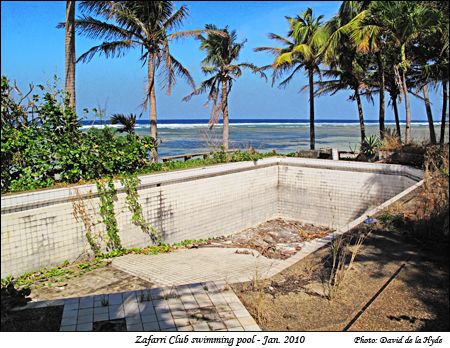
[324,231,369,300]
[416,145,449,237]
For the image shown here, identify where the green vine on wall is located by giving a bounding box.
[120,174,160,243]
[72,191,101,256]
[96,178,122,251]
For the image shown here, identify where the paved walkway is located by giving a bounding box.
[20,281,260,332]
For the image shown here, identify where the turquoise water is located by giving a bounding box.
[143,123,448,156]
[81,119,449,156]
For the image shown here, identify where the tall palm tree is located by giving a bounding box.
[64,1,76,110]
[315,57,372,144]
[420,1,449,145]
[320,1,372,144]
[255,8,326,150]
[347,11,388,139]
[363,1,437,144]
[384,44,403,139]
[63,1,218,161]
[183,25,261,151]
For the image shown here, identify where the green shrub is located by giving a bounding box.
[361,135,382,158]
[1,76,154,193]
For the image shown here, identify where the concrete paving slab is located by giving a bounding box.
[17,281,260,332]
[112,247,284,287]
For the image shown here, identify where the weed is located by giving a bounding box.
[101,295,109,306]
[251,266,269,324]
[377,212,404,229]
[166,286,179,300]
[325,231,368,300]
[380,129,402,151]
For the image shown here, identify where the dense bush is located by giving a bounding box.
[1,76,154,193]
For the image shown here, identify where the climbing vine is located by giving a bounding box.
[71,190,101,256]
[120,174,160,243]
[96,178,122,251]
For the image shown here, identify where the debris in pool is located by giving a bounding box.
[196,218,333,260]
[235,249,254,256]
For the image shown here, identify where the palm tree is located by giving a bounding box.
[64,1,219,161]
[319,1,372,144]
[347,11,388,139]
[255,8,326,150]
[315,57,372,144]
[384,45,403,139]
[111,113,137,134]
[183,25,261,151]
[363,1,437,144]
[64,1,76,110]
[420,1,449,145]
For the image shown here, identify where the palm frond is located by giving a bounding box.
[182,76,217,102]
[253,46,283,55]
[77,40,135,63]
[111,113,137,134]
[267,33,293,45]
[163,5,189,31]
[278,64,303,88]
[169,54,195,89]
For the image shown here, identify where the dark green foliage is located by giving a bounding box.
[1,278,31,311]
[360,135,382,157]
[1,76,154,193]
[377,212,404,230]
[79,128,153,180]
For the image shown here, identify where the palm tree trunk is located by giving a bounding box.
[422,84,436,144]
[148,54,158,162]
[308,68,315,150]
[221,80,229,151]
[392,94,401,139]
[401,70,412,144]
[377,52,385,139]
[355,86,366,144]
[65,1,76,110]
[440,80,448,144]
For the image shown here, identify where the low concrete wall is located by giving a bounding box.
[1,158,422,276]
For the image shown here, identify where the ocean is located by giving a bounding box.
[80,119,449,157]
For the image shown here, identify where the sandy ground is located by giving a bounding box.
[231,227,449,331]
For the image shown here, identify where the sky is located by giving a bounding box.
[1,0,445,121]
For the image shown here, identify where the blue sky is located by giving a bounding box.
[1,1,444,121]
